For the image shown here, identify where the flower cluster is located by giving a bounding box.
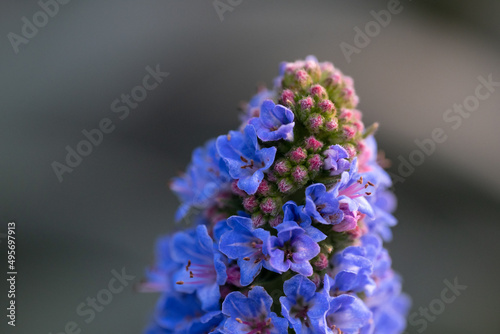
[142,56,410,333]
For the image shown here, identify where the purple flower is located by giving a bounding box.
[222,286,288,334]
[365,190,398,241]
[326,294,371,334]
[280,275,330,333]
[171,225,227,311]
[329,245,376,296]
[323,145,350,176]
[139,236,181,293]
[304,183,343,225]
[249,100,295,141]
[216,125,277,195]
[332,158,374,218]
[358,135,392,189]
[283,201,327,242]
[218,216,274,286]
[267,221,320,276]
[361,272,411,334]
[240,88,276,127]
[171,139,231,221]
[146,292,223,333]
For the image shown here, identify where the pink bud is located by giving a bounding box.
[291,166,308,183]
[260,197,277,214]
[308,114,324,131]
[274,160,291,175]
[295,70,311,88]
[320,62,334,73]
[269,215,283,228]
[325,119,338,131]
[313,253,329,271]
[339,108,353,120]
[299,96,314,111]
[257,179,271,195]
[281,89,295,106]
[289,147,307,163]
[243,196,258,212]
[310,84,327,100]
[278,178,293,193]
[344,144,357,158]
[343,125,356,140]
[252,213,266,228]
[318,100,335,114]
[308,154,323,172]
[231,180,246,196]
[305,136,323,151]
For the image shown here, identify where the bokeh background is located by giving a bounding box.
[1,0,499,333]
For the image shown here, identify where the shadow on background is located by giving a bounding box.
[1,0,499,333]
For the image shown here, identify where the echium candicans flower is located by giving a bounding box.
[143,57,410,334]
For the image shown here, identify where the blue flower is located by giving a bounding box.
[283,201,327,242]
[329,245,376,296]
[240,88,276,127]
[326,294,371,334]
[140,236,181,293]
[365,190,398,242]
[268,221,320,276]
[304,183,343,225]
[358,136,392,189]
[280,275,330,333]
[171,225,227,311]
[361,273,411,334]
[222,286,288,334]
[323,145,350,176]
[147,292,224,333]
[218,216,274,286]
[171,139,231,221]
[249,100,295,142]
[216,125,277,195]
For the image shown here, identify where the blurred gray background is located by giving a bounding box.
[1,0,499,333]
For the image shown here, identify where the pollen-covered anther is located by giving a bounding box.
[281,89,295,106]
[307,154,323,172]
[305,136,323,151]
[291,166,308,183]
[289,147,307,163]
[260,197,277,214]
[310,84,328,100]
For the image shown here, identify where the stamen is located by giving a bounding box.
[185,260,191,271]
[176,281,184,285]
[243,257,250,261]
